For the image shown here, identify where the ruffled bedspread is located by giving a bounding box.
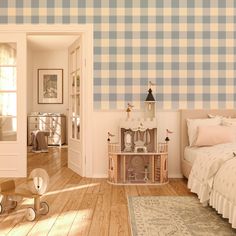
[187,142,236,229]
[209,158,236,228]
[187,143,236,204]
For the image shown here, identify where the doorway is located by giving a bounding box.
[0,25,93,178]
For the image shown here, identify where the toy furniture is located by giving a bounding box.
[108,141,168,185]
[0,168,49,221]
[107,85,169,185]
[27,114,66,146]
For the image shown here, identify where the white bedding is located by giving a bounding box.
[187,142,236,228]
[184,146,202,164]
[188,142,236,203]
[209,158,236,228]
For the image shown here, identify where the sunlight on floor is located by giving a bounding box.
[3,209,92,236]
[0,147,105,234]
[67,209,92,234]
[39,210,91,235]
[45,183,100,196]
[0,208,26,233]
[0,195,92,234]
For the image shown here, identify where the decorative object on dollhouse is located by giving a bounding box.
[143,165,149,182]
[126,103,134,119]
[144,81,156,120]
[165,129,173,142]
[120,122,157,153]
[129,155,146,181]
[134,129,150,153]
[149,81,155,87]
[124,130,133,152]
[107,132,115,142]
[127,168,137,182]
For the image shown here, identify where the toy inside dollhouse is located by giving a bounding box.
[108,84,168,184]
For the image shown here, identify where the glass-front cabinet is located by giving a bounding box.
[69,46,81,140]
[0,43,17,141]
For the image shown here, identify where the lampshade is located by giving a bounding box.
[145,88,155,101]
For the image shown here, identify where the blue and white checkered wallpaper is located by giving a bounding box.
[0,0,236,110]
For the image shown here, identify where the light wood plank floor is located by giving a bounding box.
[0,147,194,236]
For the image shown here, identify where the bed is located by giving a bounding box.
[180,109,236,178]
[180,109,236,228]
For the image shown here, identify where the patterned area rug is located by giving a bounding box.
[128,196,236,236]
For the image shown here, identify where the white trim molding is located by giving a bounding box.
[0,24,94,178]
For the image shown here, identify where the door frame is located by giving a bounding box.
[0,24,94,177]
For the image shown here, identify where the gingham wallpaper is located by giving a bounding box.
[0,0,236,110]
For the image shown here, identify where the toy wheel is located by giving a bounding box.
[11,201,17,209]
[0,203,3,214]
[25,207,36,221]
[40,201,49,215]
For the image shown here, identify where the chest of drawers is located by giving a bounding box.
[27,115,66,146]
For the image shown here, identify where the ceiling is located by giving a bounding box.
[27,35,79,51]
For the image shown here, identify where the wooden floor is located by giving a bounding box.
[0,147,194,236]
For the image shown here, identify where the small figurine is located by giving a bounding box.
[107,132,115,142]
[127,168,136,182]
[149,81,155,89]
[165,129,173,142]
[144,165,149,182]
[145,82,156,119]
[126,103,134,119]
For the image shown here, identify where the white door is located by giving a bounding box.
[0,33,27,177]
[68,36,84,176]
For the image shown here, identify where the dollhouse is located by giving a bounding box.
[107,87,168,185]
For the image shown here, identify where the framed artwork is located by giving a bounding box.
[38,69,63,104]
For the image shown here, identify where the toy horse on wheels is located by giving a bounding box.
[0,168,49,221]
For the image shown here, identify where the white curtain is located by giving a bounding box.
[0,43,17,140]
[0,43,16,65]
[0,43,16,116]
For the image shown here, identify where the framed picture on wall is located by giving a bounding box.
[38,69,63,104]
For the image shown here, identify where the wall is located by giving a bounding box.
[26,49,68,143]
[92,110,181,178]
[30,50,68,115]
[1,1,235,110]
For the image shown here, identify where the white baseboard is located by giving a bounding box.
[68,161,81,176]
[89,173,184,179]
[168,174,184,178]
[90,174,107,178]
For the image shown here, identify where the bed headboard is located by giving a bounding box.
[180,109,236,165]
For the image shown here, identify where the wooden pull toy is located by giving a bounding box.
[0,168,49,221]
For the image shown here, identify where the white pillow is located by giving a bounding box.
[208,114,225,119]
[222,118,236,126]
[194,125,235,147]
[187,117,221,146]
